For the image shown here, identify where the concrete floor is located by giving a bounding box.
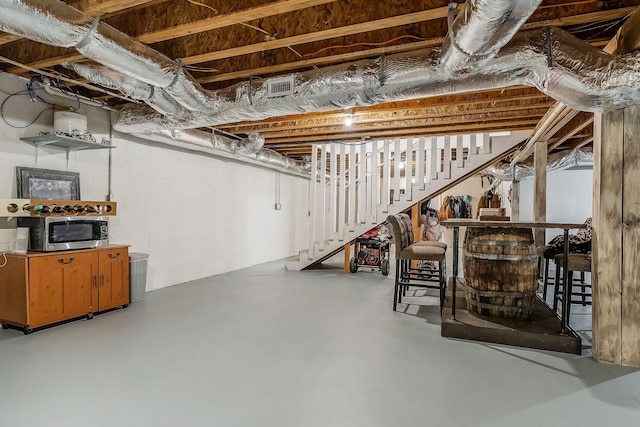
[0,260,638,427]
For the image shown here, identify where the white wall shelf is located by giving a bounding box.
[20,134,115,166]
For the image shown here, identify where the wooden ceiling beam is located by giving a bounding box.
[521,7,637,31]
[0,1,167,46]
[263,120,539,144]
[219,87,548,128]
[198,39,445,84]
[573,136,594,150]
[257,112,545,141]
[1,0,338,73]
[182,7,452,65]
[548,115,594,151]
[221,107,550,135]
[138,0,337,44]
[220,100,554,131]
[186,6,640,65]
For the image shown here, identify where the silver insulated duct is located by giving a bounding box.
[440,0,542,74]
[486,148,594,181]
[1,0,639,171]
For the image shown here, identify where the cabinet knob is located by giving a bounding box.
[107,252,121,259]
[93,276,98,288]
[58,257,76,264]
[101,275,105,288]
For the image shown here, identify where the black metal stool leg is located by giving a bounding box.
[553,262,561,312]
[566,270,574,326]
[542,258,550,300]
[393,259,400,311]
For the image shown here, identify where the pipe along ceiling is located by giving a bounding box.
[1,0,639,172]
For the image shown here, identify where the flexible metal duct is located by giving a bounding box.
[62,61,184,116]
[440,0,542,74]
[126,127,308,176]
[486,148,594,181]
[1,0,638,173]
[113,27,640,132]
[0,0,215,113]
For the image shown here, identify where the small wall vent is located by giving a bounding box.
[267,76,295,97]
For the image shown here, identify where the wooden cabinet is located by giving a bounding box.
[98,247,129,311]
[0,245,129,333]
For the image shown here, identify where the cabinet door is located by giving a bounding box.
[29,252,99,328]
[98,248,129,311]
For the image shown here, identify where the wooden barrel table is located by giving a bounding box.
[463,227,537,320]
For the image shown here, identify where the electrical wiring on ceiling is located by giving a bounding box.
[538,0,597,10]
[187,0,309,63]
[302,34,433,58]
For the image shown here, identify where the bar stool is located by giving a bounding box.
[387,214,447,313]
[553,253,592,325]
[536,245,556,300]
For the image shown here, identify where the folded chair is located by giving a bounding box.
[387,214,447,313]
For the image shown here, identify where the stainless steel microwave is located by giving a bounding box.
[17,216,109,252]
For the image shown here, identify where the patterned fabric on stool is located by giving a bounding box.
[553,253,592,325]
[387,214,447,313]
[397,214,447,250]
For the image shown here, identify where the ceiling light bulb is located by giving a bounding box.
[344,115,353,127]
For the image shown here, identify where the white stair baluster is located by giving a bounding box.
[349,143,356,231]
[370,140,379,222]
[456,134,464,168]
[382,140,390,211]
[318,144,327,250]
[338,143,346,241]
[482,133,492,154]
[393,138,401,202]
[469,133,477,156]
[359,142,366,223]
[330,144,337,238]
[405,138,413,201]
[417,137,426,190]
[308,144,319,259]
[443,136,452,179]
[429,136,438,181]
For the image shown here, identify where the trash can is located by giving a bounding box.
[129,252,149,303]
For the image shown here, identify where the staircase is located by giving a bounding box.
[285,131,527,271]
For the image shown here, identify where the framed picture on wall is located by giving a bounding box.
[16,167,80,200]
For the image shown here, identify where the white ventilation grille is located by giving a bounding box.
[267,76,295,97]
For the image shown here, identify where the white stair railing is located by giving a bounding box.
[288,132,522,269]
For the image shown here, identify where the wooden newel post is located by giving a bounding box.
[593,106,640,367]
[533,140,547,247]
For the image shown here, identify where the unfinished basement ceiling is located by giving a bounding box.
[0,0,638,162]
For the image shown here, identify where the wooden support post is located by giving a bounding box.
[412,204,420,243]
[343,242,351,274]
[411,204,420,269]
[533,139,547,247]
[511,180,520,221]
[593,106,640,367]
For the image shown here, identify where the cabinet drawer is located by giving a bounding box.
[29,251,98,271]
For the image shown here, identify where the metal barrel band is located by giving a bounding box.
[465,285,537,299]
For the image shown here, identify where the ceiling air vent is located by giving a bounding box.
[267,76,295,97]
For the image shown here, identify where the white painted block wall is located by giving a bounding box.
[518,168,593,242]
[0,74,310,290]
